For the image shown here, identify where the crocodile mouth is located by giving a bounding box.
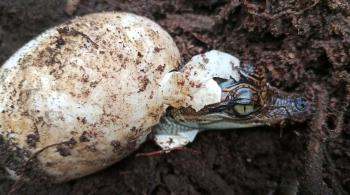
[164,109,267,130]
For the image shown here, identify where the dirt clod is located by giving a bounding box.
[79,131,90,142]
[56,145,71,157]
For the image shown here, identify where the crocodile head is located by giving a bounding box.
[166,61,310,130]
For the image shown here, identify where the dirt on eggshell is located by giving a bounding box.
[1,0,350,195]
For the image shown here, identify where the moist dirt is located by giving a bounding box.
[1,0,350,194]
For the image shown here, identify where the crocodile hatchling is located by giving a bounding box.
[153,50,309,150]
[0,12,309,183]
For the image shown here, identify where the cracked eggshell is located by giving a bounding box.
[0,12,179,182]
[160,50,240,111]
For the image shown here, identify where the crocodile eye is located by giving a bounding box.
[234,104,254,115]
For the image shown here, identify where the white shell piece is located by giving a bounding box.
[191,79,222,112]
[161,50,240,111]
[154,134,191,150]
[177,130,199,142]
[0,12,180,182]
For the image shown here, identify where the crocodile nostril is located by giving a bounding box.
[294,97,307,111]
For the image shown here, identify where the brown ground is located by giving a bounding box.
[1,0,350,194]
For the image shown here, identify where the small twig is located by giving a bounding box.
[136,147,198,156]
[7,139,77,195]
[190,33,207,44]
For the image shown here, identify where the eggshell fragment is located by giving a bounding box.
[154,134,190,150]
[0,12,179,182]
[160,50,240,111]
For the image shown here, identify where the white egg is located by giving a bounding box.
[0,12,180,182]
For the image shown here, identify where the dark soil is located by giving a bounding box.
[1,0,350,194]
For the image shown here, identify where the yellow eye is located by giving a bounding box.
[234,104,254,115]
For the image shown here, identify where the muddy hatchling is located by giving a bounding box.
[0,12,309,183]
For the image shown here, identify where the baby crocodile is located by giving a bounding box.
[153,51,309,149]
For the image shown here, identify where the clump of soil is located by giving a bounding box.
[1,0,350,194]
